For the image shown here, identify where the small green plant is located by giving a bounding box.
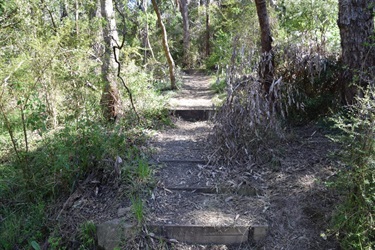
[0,202,46,249]
[47,235,65,250]
[79,221,97,250]
[211,78,226,94]
[131,196,144,224]
[30,241,41,250]
[136,157,151,182]
[330,86,375,249]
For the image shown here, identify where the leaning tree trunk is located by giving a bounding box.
[338,0,375,103]
[255,0,274,95]
[151,0,177,90]
[100,0,122,121]
[179,0,190,68]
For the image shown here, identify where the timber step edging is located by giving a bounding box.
[169,108,216,121]
[147,224,268,245]
[96,219,268,249]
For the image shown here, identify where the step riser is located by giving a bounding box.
[148,224,250,245]
[170,109,215,121]
[96,220,268,249]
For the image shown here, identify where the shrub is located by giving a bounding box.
[330,87,375,249]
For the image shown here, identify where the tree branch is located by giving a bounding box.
[113,1,140,123]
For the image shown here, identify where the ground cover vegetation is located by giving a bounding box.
[0,0,373,249]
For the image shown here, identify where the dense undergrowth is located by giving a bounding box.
[0,94,168,250]
[330,87,375,249]
[206,1,373,249]
[0,99,168,249]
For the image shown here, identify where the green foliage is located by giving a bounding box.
[131,196,145,224]
[276,0,340,52]
[121,152,154,197]
[205,29,232,70]
[30,241,42,250]
[0,203,46,249]
[0,0,352,249]
[277,53,342,124]
[0,120,135,248]
[330,87,375,249]
[205,0,259,70]
[47,235,65,250]
[79,221,97,250]
[123,61,171,128]
[211,78,227,94]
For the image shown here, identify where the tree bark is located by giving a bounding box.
[255,0,274,94]
[100,0,122,121]
[151,0,177,89]
[205,0,210,57]
[179,0,190,67]
[338,0,375,103]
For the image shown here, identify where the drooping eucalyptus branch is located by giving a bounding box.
[112,1,140,124]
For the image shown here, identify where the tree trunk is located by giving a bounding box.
[205,0,210,57]
[100,0,122,121]
[60,0,68,21]
[75,0,79,35]
[142,0,155,63]
[179,0,190,68]
[151,0,177,90]
[255,0,274,94]
[338,0,375,103]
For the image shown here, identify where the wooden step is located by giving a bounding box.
[163,186,259,196]
[96,219,268,249]
[169,108,215,121]
[147,224,268,245]
[146,189,268,245]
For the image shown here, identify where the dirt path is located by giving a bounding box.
[168,73,215,109]
[147,73,267,249]
[146,72,341,249]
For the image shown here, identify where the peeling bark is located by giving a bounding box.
[100,0,122,121]
[179,0,191,67]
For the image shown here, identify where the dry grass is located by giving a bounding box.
[208,43,340,167]
[208,75,287,166]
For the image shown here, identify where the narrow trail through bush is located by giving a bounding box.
[60,72,342,249]
[146,72,341,249]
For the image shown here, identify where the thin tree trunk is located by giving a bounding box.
[100,0,122,121]
[179,0,190,67]
[205,0,210,57]
[151,0,177,89]
[75,0,79,35]
[255,0,274,94]
[338,0,375,103]
[142,0,155,63]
